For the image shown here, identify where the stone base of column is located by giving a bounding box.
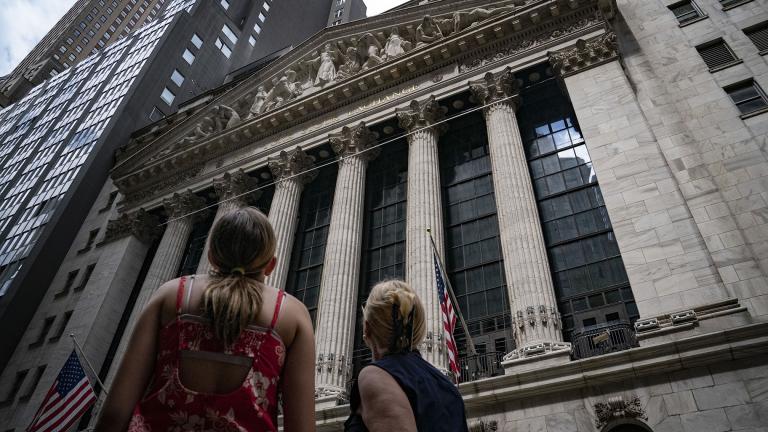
[315,386,347,408]
[501,341,572,375]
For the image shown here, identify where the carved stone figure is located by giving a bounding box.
[361,33,384,71]
[305,44,339,86]
[416,15,444,47]
[336,46,361,80]
[383,27,411,60]
[211,104,241,131]
[248,86,268,118]
[179,117,215,145]
[263,69,302,112]
[452,4,518,33]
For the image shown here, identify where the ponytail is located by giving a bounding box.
[364,280,426,353]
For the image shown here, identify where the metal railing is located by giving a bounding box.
[570,322,639,360]
[458,351,505,383]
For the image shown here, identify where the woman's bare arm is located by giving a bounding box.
[94,280,176,431]
[280,296,316,432]
[358,365,417,432]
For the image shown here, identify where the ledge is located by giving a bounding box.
[679,15,708,28]
[741,106,768,120]
[708,58,743,73]
[722,0,755,11]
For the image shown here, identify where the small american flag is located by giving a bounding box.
[27,350,96,432]
[433,253,460,380]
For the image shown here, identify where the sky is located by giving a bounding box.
[0,0,410,77]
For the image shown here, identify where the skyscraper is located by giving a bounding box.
[0,0,170,108]
[0,2,366,420]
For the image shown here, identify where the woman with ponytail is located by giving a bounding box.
[96,207,315,432]
[345,280,468,432]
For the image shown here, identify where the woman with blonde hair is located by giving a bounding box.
[345,280,468,432]
[95,207,315,432]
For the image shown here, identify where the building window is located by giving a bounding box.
[0,370,28,406]
[55,269,79,297]
[176,212,216,278]
[191,33,203,49]
[258,12,266,22]
[19,366,46,401]
[248,35,256,46]
[215,38,232,58]
[263,1,270,11]
[720,0,752,8]
[519,77,636,340]
[745,22,768,53]
[253,22,262,34]
[29,317,55,347]
[66,37,74,45]
[76,263,96,291]
[334,9,343,18]
[222,24,238,44]
[161,87,175,105]
[725,79,768,116]
[99,191,118,213]
[337,0,345,5]
[352,138,408,376]
[220,0,229,10]
[59,46,67,53]
[440,112,512,362]
[182,48,195,64]
[170,69,185,86]
[669,1,705,25]
[68,54,76,62]
[48,311,73,342]
[332,19,342,26]
[286,164,338,325]
[696,39,739,70]
[79,229,100,253]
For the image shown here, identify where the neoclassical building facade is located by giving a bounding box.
[4,0,768,430]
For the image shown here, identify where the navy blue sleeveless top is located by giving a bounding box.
[345,351,468,432]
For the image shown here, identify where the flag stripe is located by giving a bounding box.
[26,350,96,432]
[433,253,460,380]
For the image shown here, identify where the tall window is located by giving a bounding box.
[286,164,338,324]
[177,211,215,277]
[440,112,512,360]
[352,139,408,375]
[518,79,637,340]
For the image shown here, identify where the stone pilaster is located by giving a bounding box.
[396,96,449,370]
[104,190,205,388]
[196,170,261,275]
[470,68,569,361]
[266,147,316,290]
[315,123,379,404]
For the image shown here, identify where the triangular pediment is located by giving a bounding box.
[113,0,610,201]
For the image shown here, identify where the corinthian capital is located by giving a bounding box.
[213,169,261,206]
[103,209,161,245]
[547,31,619,78]
[163,190,207,220]
[396,95,448,135]
[329,122,380,161]
[469,66,522,111]
[268,146,318,184]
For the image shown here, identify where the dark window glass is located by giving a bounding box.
[745,23,768,52]
[725,80,768,115]
[669,1,704,25]
[0,370,28,405]
[76,263,96,291]
[29,317,55,347]
[352,139,408,376]
[696,39,738,70]
[720,0,750,7]
[176,209,215,277]
[56,269,79,297]
[519,79,636,341]
[287,164,338,325]
[440,112,513,359]
[19,365,46,401]
[49,311,72,342]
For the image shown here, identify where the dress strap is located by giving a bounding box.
[269,290,285,331]
[175,276,187,315]
[183,276,195,314]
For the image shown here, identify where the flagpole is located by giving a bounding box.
[70,334,109,396]
[427,229,477,356]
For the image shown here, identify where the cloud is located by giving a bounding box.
[365,0,410,17]
[0,0,77,76]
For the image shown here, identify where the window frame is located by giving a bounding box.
[725,79,768,118]
[668,0,707,26]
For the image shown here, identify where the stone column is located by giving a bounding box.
[470,68,569,362]
[396,96,449,370]
[314,123,379,404]
[266,147,316,290]
[196,170,261,275]
[104,190,205,388]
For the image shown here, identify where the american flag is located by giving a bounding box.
[27,350,96,432]
[433,253,460,380]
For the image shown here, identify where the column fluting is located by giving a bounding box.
[314,122,379,401]
[469,68,567,358]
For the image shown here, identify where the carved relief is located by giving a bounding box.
[329,122,380,161]
[383,27,412,61]
[594,395,647,429]
[267,146,318,185]
[416,15,444,48]
[102,209,160,245]
[548,31,619,78]
[396,95,448,135]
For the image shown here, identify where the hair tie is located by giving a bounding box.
[231,267,246,276]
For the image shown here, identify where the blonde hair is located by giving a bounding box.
[203,207,276,345]
[363,280,426,353]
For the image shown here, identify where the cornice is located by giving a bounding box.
[547,30,618,77]
[114,0,610,207]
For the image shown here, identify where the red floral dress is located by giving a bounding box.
[129,276,286,432]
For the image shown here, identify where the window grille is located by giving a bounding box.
[745,23,768,52]
[696,39,738,70]
[669,1,704,25]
